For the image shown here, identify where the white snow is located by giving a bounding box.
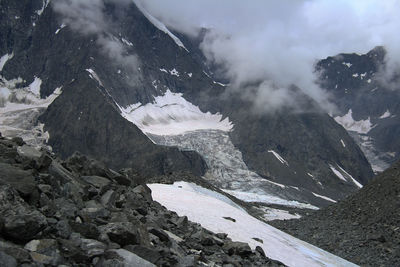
[134,1,188,52]
[55,23,66,34]
[187,72,192,78]
[119,90,233,135]
[340,139,346,147]
[379,109,391,119]
[360,72,367,79]
[334,109,374,134]
[352,73,359,78]
[329,165,347,181]
[337,165,363,188]
[35,0,50,16]
[367,78,372,83]
[213,81,228,87]
[148,182,357,267]
[169,68,179,77]
[312,192,337,203]
[121,38,133,46]
[0,53,14,71]
[29,77,42,96]
[159,68,168,73]
[268,150,289,166]
[85,69,103,86]
[259,206,301,221]
[342,62,352,68]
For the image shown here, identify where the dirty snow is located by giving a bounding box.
[86,69,103,86]
[379,109,391,119]
[29,77,42,96]
[148,182,357,267]
[329,165,347,181]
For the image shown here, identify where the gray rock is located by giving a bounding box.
[81,175,110,190]
[0,251,17,267]
[111,249,156,267]
[223,241,252,257]
[49,161,75,184]
[80,239,107,257]
[17,145,42,160]
[101,222,145,247]
[0,162,37,198]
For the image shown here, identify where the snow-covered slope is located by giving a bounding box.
[148,182,358,267]
[119,90,233,135]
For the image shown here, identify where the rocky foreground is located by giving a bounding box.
[0,133,284,266]
[270,161,400,267]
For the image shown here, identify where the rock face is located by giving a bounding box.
[270,160,400,267]
[0,0,373,205]
[0,135,284,266]
[317,46,400,172]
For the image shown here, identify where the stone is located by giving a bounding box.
[0,251,17,267]
[256,246,266,257]
[49,161,75,184]
[124,245,162,264]
[11,137,24,146]
[81,175,110,190]
[80,239,107,257]
[17,145,42,160]
[0,162,37,199]
[101,222,142,246]
[223,241,252,257]
[223,216,236,222]
[111,249,156,267]
[69,221,100,239]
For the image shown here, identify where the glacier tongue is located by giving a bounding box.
[150,130,318,210]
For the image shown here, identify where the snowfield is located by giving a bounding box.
[148,182,358,267]
[119,90,233,135]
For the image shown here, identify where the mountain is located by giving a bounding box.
[317,47,400,172]
[0,0,373,209]
[270,159,400,267]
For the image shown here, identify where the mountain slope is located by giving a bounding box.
[0,0,374,207]
[270,160,400,266]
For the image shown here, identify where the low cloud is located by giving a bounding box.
[52,0,140,78]
[135,0,400,112]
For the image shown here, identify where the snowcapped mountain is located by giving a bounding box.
[0,0,374,211]
[317,47,400,173]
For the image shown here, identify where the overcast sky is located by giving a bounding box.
[134,0,400,112]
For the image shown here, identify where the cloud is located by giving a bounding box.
[52,0,140,79]
[134,0,400,112]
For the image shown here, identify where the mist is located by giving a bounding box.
[52,0,140,79]
[134,0,400,112]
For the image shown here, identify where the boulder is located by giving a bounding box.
[223,241,253,257]
[101,222,148,247]
[110,249,156,267]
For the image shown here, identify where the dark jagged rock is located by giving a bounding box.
[0,137,284,266]
[270,160,400,267]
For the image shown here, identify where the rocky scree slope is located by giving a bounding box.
[270,160,400,267]
[0,0,373,205]
[0,133,284,267]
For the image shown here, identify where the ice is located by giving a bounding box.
[55,23,66,34]
[342,62,352,68]
[0,53,14,71]
[29,77,42,96]
[268,150,289,166]
[334,109,374,134]
[119,90,233,135]
[134,1,188,52]
[340,139,346,147]
[312,192,337,203]
[149,130,317,209]
[148,182,357,267]
[379,109,391,119]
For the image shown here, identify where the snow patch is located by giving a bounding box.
[213,81,228,87]
[55,23,66,34]
[259,206,301,221]
[170,68,179,77]
[0,53,14,71]
[360,72,367,79]
[312,192,337,203]
[159,68,168,73]
[379,109,391,119]
[334,109,374,134]
[135,2,188,52]
[367,78,372,83]
[119,90,233,135]
[337,165,363,188]
[36,0,51,16]
[340,139,346,147]
[29,77,42,96]
[148,182,357,267]
[121,38,133,46]
[86,69,103,87]
[268,150,289,166]
[342,62,352,68]
[352,73,359,78]
[187,73,192,78]
[329,165,347,181]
